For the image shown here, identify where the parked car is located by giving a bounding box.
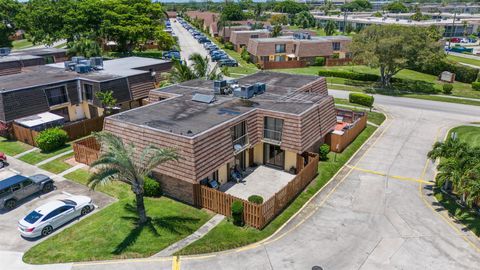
[212,54,229,62]
[0,174,54,210]
[0,152,6,168]
[18,195,94,238]
[219,59,239,67]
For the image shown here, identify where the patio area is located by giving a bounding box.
[219,165,296,201]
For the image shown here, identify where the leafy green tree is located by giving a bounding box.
[270,14,288,26]
[253,2,263,21]
[101,0,166,53]
[272,24,282,38]
[324,20,337,36]
[67,38,101,58]
[154,30,176,51]
[384,1,408,13]
[0,0,21,47]
[95,90,117,115]
[170,60,197,83]
[221,2,245,21]
[350,25,444,88]
[341,0,372,11]
[294,11,315,29]
[89,132,178,224]
[273,0,308,16]
[322,0,334,16]
[189,53,209,78]
[345,23,354,34]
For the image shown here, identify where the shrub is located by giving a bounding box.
[241,47,250,62]
[224,42,234,50]
[391,78,438,94]
[349,93,374,108]
[472,82,480,91]
[410,59,479,83]
[231,200,244,226]
[35,127,68,152]
[318,70,380,82]
[442,84,453,94]
[144,176,162,197]
[319,144,330,161]
[248,195,264,204]
[313,57,325,66]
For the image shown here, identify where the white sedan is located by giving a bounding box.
[18,196,94,238]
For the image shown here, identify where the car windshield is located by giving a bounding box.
[24,211,43,224]
[60,199,77,206]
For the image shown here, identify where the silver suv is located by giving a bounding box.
[0,174,54,210]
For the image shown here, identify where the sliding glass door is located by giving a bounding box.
[264,143,284,169]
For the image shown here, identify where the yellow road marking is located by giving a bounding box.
[172,256,181,270]
[346,165,431,185]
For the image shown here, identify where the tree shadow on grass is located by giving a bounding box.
[111,202,200,255]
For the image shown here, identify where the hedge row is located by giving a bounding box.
[411,60,479,83]
[472,82,480,91]
[318,70,380,81]
[349,93,374,108]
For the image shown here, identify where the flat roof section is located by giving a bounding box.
[109,72,329,137]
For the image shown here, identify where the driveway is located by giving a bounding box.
[170,19,215,69]
[0,156,115,253]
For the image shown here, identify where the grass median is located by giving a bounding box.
[0,136,32,156]
[177,123,380,255]
[19,144,72,165]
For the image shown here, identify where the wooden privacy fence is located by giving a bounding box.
[13,116,104,146]
[72,136,100,165]
[326,114,367,153]
[194,153,319,229]
[261,60,307,70]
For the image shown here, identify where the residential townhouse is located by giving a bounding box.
[230,29,271,52]
[103,72,337,204]
[0,57,172,127]
[0,48,67,76]
[247,35,351,69]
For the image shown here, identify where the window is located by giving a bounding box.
[24,211,43,224]
[231,121,248,151]
[50,107,70,121]
[332,42,341,51]
[11,184,21,192]
[22,179,33,187]
[45,86,68,106]
[274,55,286,62]
[44,56,55,64]
[263,117,283,142]
[250,34,259,38]
[275,44,286,53]
[260,56,269,62]
[42,206,72,222]
[83,84,94,101]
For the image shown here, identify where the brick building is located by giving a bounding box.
[247,35,351,69]
[103,72,337,204]
[0,48,67,77]
[230,29,271,52]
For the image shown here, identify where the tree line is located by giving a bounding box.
[0,0,174,53]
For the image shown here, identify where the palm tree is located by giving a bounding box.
[88,132,179,224]
[68,38,102,58]
[170,60,196,83]
[462,164,480,207]
[189,53,209,78]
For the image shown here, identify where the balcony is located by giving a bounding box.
[232,133,249,154]
[263,128,282,145]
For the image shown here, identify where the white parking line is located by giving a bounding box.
[61,191,73,196]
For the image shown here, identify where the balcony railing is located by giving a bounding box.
[232,134,249,153]
[263,129,282,144]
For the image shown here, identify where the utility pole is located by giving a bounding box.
[343,10,348,34]
[447,7,457,55]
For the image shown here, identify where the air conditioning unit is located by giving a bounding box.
[234,84,255,99]
[89,57,103,68]
[71,56,85,64]
[0,47,11,56]
[213,80,228,94]
[64,61,77,71]
[254,82,266,94]
[75,64,90,73]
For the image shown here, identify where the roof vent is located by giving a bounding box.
[192,93,216,104]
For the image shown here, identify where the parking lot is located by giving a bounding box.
[0,158,115,253]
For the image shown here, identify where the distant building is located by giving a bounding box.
[0,48,67,76]
[247,35,351,69]
[230,29,271,52]
[0,57,172,126]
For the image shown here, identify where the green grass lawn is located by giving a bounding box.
[447,54,480,67]
[449,125,480,148]
[12,39,33,49]
[38,152,74,174]
[434,191,480,237]
[19,144,72,165]
[287,25,327,36]
[177,124,379,255]
[64,169,132,200]
[0,137,33,156]
[209,36,258,77]
[23,197,213,264]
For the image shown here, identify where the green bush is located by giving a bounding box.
[313,57,325,66]
[35,127,68,152]
[319,144,330,161]
[224,42,234,50]
[391,78,438,94]
[144,176,162,197]
[442,84,453,94]
[411,59,479,83]
[248,195,264,204]
[318,70,380,81]
[349,93,374,108]
[231,200,244,226]
[472,82,480,91]
[241,47,250,62]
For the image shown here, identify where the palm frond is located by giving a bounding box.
[88,167,121,190]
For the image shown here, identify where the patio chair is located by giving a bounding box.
[230,167,242,183]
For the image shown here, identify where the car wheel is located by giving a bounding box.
[41,226,53,237]
[5,199,16,210]
[0,161,4,169]
[42,182,54,193]
[81,206,91,216]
